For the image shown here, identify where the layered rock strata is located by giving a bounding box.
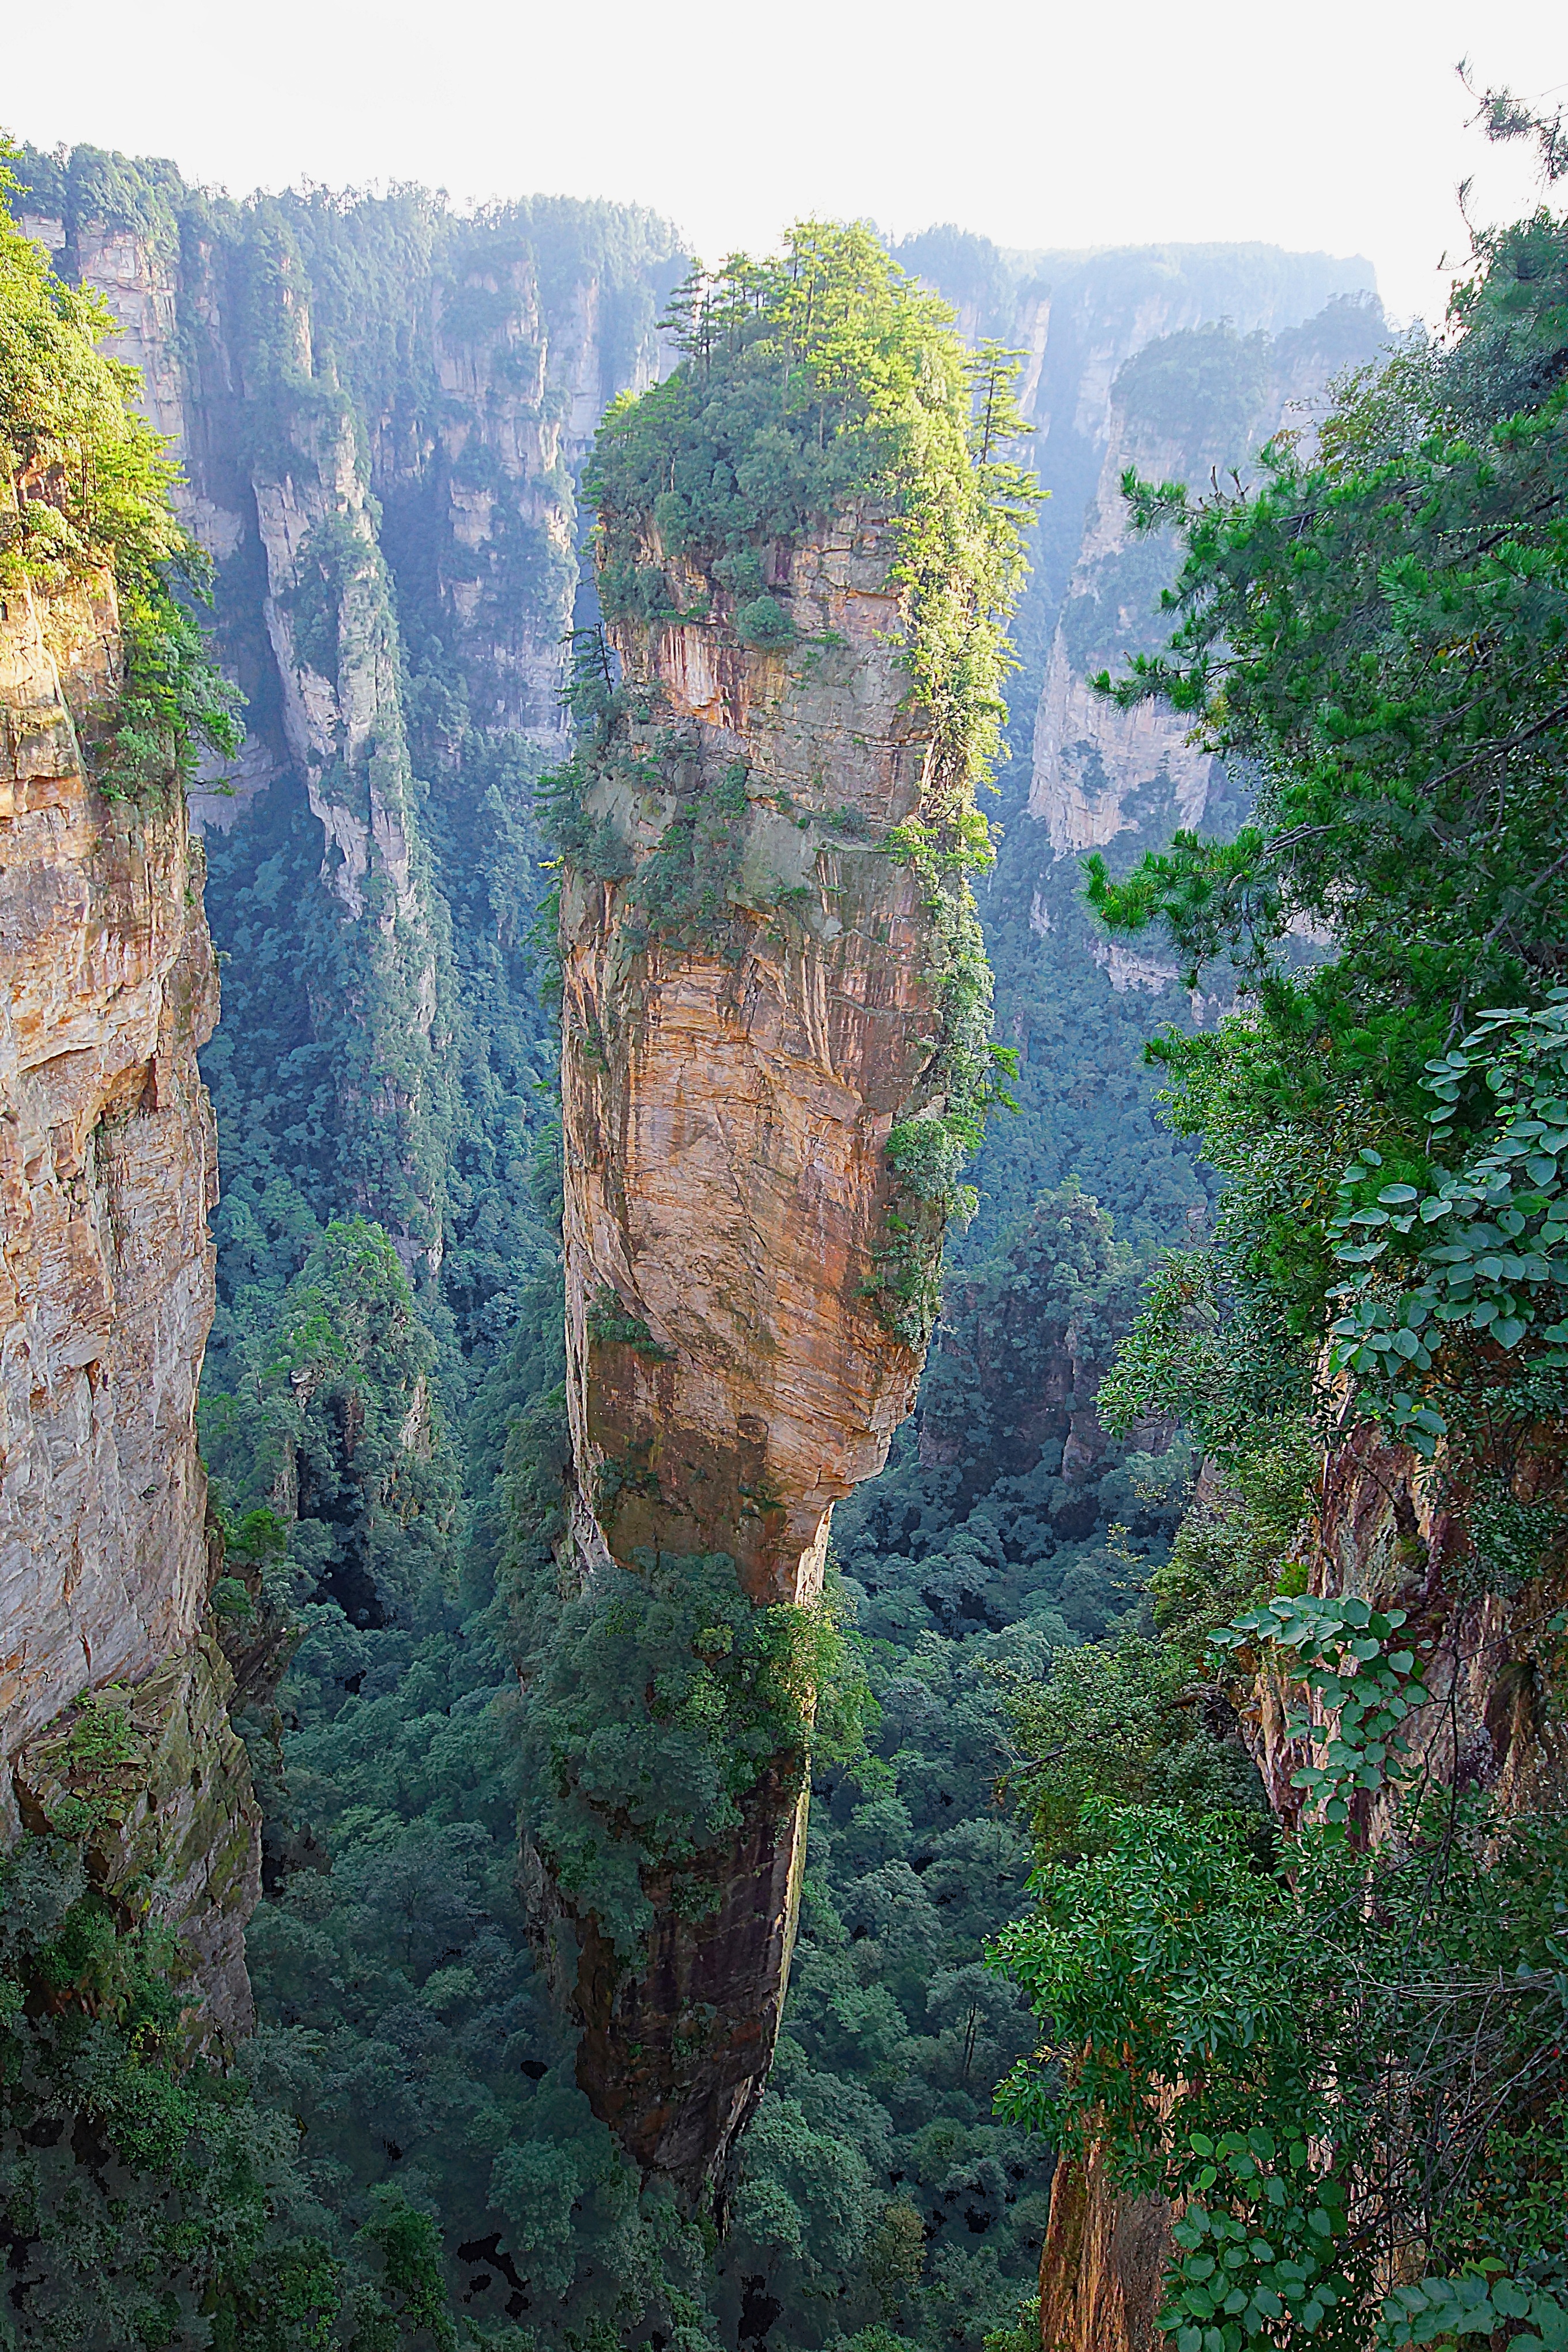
[554,509,967,2187]
[0,564,257,2029]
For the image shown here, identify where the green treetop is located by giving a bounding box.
[586,218,1039,810]
[0,148,238,793]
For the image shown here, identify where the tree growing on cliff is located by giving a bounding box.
[0,148,238,792]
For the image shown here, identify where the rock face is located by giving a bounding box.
[0,564,258,2028]
[1251,1421,1568,1838]
[555,508,966,2187]
[1037,2143,1171,2352]
[1027,306,1388,889]
[563,515,945,1610]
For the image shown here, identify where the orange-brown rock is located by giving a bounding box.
[561,512,947,1610]
[553,507,971,2190]
[0,564,258,2027]
[1038,2146,1172,2352]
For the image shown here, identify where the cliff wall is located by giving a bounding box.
[0,564,257,2033]
[1032,1414,1568,2352]
[1027,303,1388,885]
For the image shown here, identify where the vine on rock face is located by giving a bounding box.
[1328,996,1568,1483]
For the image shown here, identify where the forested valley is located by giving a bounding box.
[0,78,1564,2352]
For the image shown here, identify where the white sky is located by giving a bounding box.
[7,0,1564,325]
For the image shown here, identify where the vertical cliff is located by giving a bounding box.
[562,505,960,1599]
[529,229,1030,2196]
[0,556,256,2031]
[1027,299,1387,877]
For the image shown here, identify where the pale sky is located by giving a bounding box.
[7,0,1564,325]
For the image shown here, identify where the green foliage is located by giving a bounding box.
[996,1589,1568,2351]
[1326,996,1568,1481]
[1025,180,1568,2352]
[589,222,1038,805]
[1001,1630,1269,1867]
[1113,321,1274,462]
[0,152,238,794]
[511,1531,868,1958]
[201,1219,459,1633]
[837,1182,1181,1649]
[0,1835,439,2350]
[585,1285,675,1360]
[1084,211,1568,1123]
[1145,1423,1317,1664]
[1083,194,1568,1626]
[871,816,1017,1343]
[1212,1591,1431,1824]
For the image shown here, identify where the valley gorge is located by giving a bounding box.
[3,121,1566,2352]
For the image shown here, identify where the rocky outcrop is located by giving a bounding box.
[1028,419,1213,871]
[553,504,972,2188]
[1250,1421,1568,1837]
[0,562,257,2027]
[14,1639,260,2036]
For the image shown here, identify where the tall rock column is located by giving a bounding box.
[553,507,960,2187]
[530,228,1028,2200]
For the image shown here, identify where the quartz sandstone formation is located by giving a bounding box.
[0,561,258,2031]
[555,508,964,2188]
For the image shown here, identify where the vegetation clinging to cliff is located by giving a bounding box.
[1082,132,1568,1511]
[999,111,1568,2352]
[0,155,238,791]
[589,219,1039,807]
[563,224,1034,1340]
